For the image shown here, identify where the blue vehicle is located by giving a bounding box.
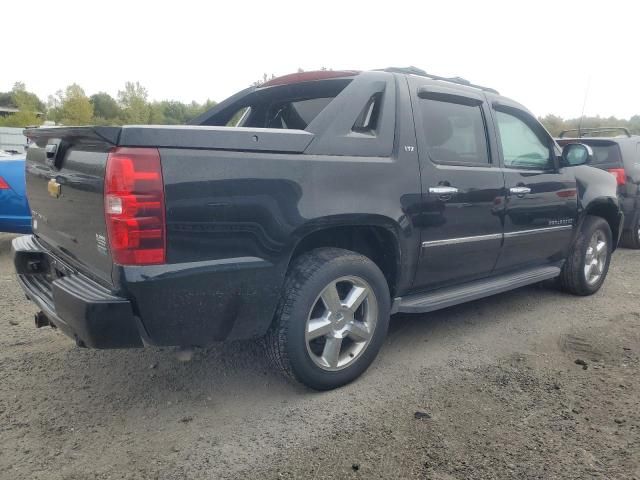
[0,150,31,233]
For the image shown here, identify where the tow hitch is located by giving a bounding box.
[34,311,50,328]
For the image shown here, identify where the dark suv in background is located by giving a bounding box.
[558,128,640,248]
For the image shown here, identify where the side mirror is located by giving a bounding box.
[561,143,593,166]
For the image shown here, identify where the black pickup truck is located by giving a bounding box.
[13,68,623,390]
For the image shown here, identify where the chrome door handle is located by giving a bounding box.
[429,186,459,195]
[510,186,531,196]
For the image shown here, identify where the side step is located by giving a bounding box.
[393,266,561,314]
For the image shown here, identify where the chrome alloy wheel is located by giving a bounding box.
[305,276,378,371]
[584,230,607,285]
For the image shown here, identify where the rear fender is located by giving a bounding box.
[574,165,623,248]
[289,214,413,294]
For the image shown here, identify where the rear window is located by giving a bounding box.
[263,97,334,129]
[199,78,353,130]
[583,142,623,167]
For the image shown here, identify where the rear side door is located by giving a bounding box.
[488,100,578,272]
[409,79,505,290]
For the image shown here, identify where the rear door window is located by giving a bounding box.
[419,98,490,166]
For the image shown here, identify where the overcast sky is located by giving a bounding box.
[3,0,639,119]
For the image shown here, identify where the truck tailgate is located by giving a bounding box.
[25,127,120,286]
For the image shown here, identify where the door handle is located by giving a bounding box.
[429,186,459,195]
[509,186,531,197]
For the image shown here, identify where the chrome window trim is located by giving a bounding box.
[421,225,573,248]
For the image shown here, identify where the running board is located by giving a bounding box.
[393,266,561,314]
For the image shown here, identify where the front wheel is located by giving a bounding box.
[266,248,391,390]
[560,216,613,296]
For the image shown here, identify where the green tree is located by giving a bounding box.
[539,114,566,137]
[0,82,45,127]
[90,92,121,123]
[0,110,43,127]
[8,82,46,112]
[118,81,150,124]
[148,102,166,124]
[59,84,93,125]
[0,91,13,107]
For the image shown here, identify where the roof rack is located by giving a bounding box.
[383,66,499,94]
[558,127,632,138]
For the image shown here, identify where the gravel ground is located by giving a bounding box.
[0,232,638,480]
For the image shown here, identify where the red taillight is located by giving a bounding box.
[607,168,626,186]
[104,147,166,265]
[0,177,9,190]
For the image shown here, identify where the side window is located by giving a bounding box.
[352,92,383,134]
[420,99,490,165]
[495,111,552,169]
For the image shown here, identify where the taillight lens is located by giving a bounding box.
[0,177,10,190]
[104,147,166,265]
[607,168,626,186]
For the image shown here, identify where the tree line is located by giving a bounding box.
[0,82,216,128]
[1,81,639,137]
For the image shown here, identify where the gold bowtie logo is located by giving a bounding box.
[48,179,61,198]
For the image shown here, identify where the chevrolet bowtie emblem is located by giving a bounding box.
[48,179,61,198]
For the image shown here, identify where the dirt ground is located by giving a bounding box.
[0,232,638,480]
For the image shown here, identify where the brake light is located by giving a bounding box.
[0,177,9,189]
[607,168,626,186]
[104,147,166,265]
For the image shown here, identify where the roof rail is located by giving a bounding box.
[558,127,632,138]
[383,66,499,94]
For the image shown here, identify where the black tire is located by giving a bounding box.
[560,215,613,296]
[620,213,640,249]
[265,248,391,390]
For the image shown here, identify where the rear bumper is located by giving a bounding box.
[12,235,143,348]
[13,235,285,348]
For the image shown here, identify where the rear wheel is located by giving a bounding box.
[621,214,640,249]
[266,248,390,390]
[560,216,612,296]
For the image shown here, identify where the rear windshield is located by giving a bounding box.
[581,142,623,167]
[197,79,352,130]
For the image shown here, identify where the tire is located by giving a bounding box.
[620,213,640,249]
[266,248,391,390]
[560,215,613,296]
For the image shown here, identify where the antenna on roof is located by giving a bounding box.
[577,76,591,138]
